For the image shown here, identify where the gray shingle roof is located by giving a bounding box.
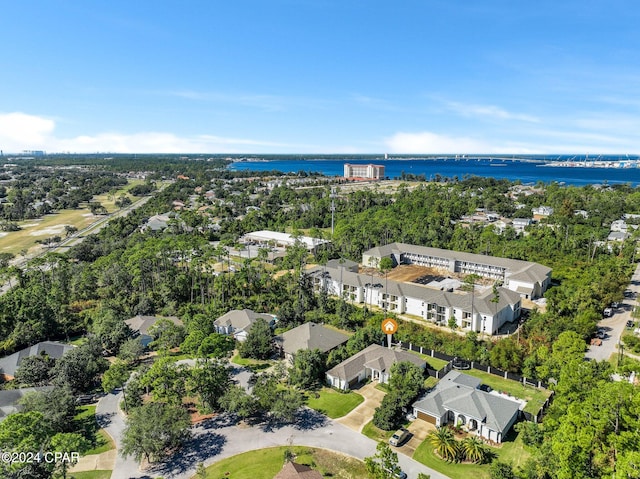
[0,342,74,379]
[412,371,520,434]
[0,387,54,422]
[124,315,182,336]
[275,322,349,355]
[214,309,274,331]
[327,344,426,381]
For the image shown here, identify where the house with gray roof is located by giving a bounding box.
[274,322,349,363]
[124,315,183,348]
[326,344,426,390]
[412,371,521,443]
[0,341,74,380]
[214,309,275,342]
[0,387,54,423]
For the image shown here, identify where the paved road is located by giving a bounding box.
[585,262,640,361]
[96,362,449,479]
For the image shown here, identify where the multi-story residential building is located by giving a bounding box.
[309,263,522,335]
[362,243,551,300]
[343,163,385,180]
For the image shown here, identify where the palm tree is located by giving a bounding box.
[461,436,488,464]
[428,427,459,462]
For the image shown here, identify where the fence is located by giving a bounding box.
[399,341,549,389]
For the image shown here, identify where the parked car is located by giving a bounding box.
[596,329,606,339]
[604,308,613,317]
[389,428,410,447]
[627,320,635,328]
[590,338,602,346]
[384,467,408,479]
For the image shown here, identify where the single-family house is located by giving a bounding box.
[0,387,54,423]
[124,315,183,348]
[214,309,276,342]
[326,344,426,390]
[0,341,74,381]
[273,462,323,479]
[412,371,521,443]
[532,206,554,220]
[274,322,349,363]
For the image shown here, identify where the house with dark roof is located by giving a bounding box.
[273,462,323,479]
[0,342,74,381]
[326,344,426,390]
[412,371,522,443]
[274,322,349,363]
[214,309,275,342]
[0,387,53,422]
[124,315,183,347]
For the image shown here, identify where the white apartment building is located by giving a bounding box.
[343,163,385,180]
[362,243,551,300]
[309,264,522,335]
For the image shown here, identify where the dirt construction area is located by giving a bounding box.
[385,265,446,283]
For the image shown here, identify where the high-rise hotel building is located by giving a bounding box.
[343,163,385,180]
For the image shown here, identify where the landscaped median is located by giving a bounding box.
[305,387,364,418]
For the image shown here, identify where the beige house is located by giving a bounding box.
[326,344,426,390]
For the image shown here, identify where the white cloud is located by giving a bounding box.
[384,131,494,154]
[0,112,56,150]
[445,101,540,123]
[0,112,311,153]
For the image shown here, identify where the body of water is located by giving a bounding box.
[229,157,640,186]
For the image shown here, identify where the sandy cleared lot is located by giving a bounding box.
[385,264,443,283]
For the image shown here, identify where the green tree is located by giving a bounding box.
[117,338,145,365]
[365,441,403,479]
[139,357,186,404]
[428,427,459,462]
[489,461,516,479]
[50,432,89,479]
[460,436,488,464]
[239,318,273,360]
[13,353,56,386]
[121,402,191,463]
[219,384,258,420]
[19,386,77,433]
[187,359,231,413]
[289,348,325,389]
[52,341,109,393]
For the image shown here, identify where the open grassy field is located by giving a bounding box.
[305,387,364,418]
[0,209,98,256]
[92,179,145,213]
[197,446,368,479]
[0,179,144,257]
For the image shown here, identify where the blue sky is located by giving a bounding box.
[1,1,640,154]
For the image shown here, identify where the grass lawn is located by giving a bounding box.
[0,209,98,256]
[305,387,364,419]
[231,353,273,371]
[92,179,144,213]
[362,420,396,442]
[74,406,115,456]
[421,355,450,370]
[197,446,368,479]
[460,369,552,415]
[69,471,112,479]
[412,427,531,479]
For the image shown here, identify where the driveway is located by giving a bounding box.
[396,418,436,457]
[586,262,640,361]
[336,381,385,432]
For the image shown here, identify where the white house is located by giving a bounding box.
[214,309,275,342]
[326,344,426,390]
[412,371,521,443]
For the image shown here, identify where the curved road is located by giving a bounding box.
[96,390,449,479]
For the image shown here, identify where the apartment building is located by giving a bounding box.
[362,243,551,300]
[309,264,522,335]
